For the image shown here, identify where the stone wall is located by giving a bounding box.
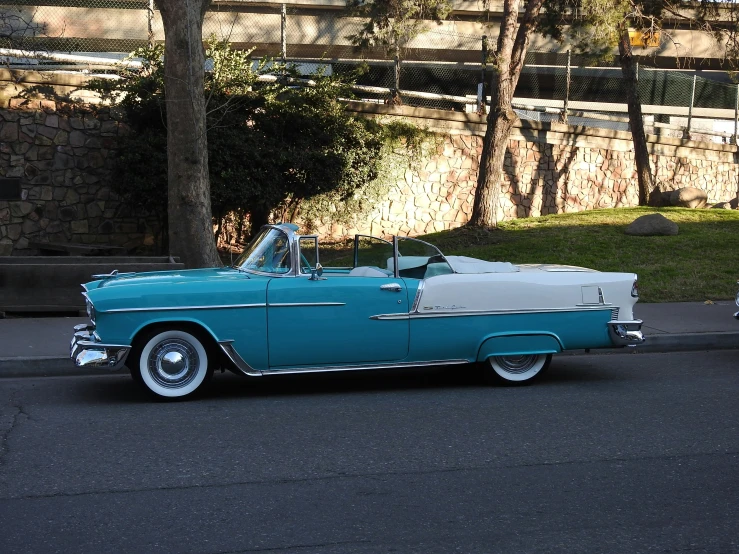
[308,106,739,238]
[0,99,157,256]
[1,101,738,254]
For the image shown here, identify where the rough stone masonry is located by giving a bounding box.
[0,99,157,256]
[1,101,738,254]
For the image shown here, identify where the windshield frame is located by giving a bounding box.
[232,225,299,277]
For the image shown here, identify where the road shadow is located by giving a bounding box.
[69,357,626,404]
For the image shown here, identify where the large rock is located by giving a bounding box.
[673,187,707,208]
[625,213,679,236]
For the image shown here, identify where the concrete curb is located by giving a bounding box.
[634,332,739,353]
[1,331,738,378]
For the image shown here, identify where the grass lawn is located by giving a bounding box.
[420,207,739,303]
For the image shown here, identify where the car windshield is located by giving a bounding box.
[233,228,292,274]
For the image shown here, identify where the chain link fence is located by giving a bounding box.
[2,1,739,142]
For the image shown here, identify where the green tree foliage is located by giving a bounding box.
[208,75,387,234]
[91,40,410,249]
[538,0,665,59]
[696,2,739,76]
[346,0,452,102]
[536,0,690,207]
[346,0,452,55]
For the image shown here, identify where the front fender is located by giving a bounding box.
[476,332,563,362]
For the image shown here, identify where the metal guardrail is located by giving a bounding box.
[2,3,739,143]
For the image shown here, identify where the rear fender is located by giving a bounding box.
[476,332,563,362]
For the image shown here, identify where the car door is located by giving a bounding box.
[266,275,410,368]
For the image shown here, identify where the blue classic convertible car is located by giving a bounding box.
[70,223,644,398]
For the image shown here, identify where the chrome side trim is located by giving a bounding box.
[268,302,346,307]
[575,303,612,307]
[370,313,410,320]
[410,280,425,313]
[262,359,469,375]
[370,306,616,320]
[103,303,266,313]
[218,341,262,377]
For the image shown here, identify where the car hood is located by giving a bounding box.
[86,267,253,290]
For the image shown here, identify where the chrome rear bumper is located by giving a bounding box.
[70,323,131,370]
[734,311,739,320]
[607,320,645,347]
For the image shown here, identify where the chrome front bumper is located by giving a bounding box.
[607,320,645,347]
[734,311,739,320]
[70,323,131,370]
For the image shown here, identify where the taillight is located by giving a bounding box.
[631,278,639,298]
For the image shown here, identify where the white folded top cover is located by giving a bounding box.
[445,256,519,274]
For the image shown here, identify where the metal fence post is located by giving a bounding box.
[280,4,287,62]
[733,84,738,145]
[478,35,488,114]
[393,55,401,102]
[685,74,696,139]
[562,49,571,124]
[147,0,154,47]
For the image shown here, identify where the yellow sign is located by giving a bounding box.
[629,30,661,48]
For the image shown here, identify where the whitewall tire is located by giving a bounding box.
[135,329,211,398]
[485,354,552,384]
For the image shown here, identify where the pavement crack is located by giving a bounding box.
[1,448,737,502]
[0,393,30,468]
[211,539,372,553]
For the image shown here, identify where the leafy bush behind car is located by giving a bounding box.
[90,40,428,251]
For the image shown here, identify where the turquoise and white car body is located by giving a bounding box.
[70,223,644,398]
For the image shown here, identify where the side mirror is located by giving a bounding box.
[309,263,323,281]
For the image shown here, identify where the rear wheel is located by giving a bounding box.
[484,354,552,385]
[132,329,213,399]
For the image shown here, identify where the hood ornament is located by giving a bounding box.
[91,269,137,280]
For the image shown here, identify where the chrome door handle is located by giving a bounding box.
[380,283,402,292]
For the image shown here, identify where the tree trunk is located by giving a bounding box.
[470,72,517,227]
[618,26,653,206]
[469,0,544,228]
[155,0,221,268]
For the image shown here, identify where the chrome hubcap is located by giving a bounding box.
[492,355,540,375]
[147,339,200,388]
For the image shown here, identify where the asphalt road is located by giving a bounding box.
[0,351,737,554]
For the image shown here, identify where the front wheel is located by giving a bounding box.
[133,329,212,399]
[484,354,552,385]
